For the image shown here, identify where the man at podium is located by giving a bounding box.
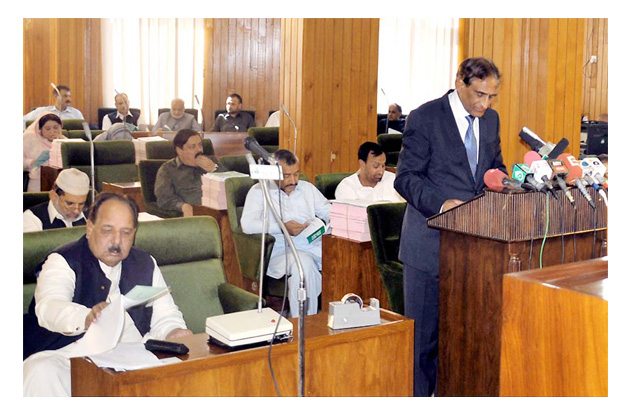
[394,57,507,396]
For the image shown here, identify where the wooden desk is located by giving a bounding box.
[202,132,248,158]
[101,181,145,212]
[192,205,245,290]
[321,234,391,310]
[500,258,608,396]
[40,165,62,191]
[71,310,413,396]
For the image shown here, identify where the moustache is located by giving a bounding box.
[108,245,122,254]
[194,152,204,159]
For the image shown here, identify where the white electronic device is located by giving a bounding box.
[327,294,381,330]
[206,308,293,348]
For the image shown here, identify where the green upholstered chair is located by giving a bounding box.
[247,126,279,154]
[67,130,104,140]
[224,176,287,300]
[60,140,138,192]
[314,172,351,200]
[23,192,50,212]
[218,154,255,175]
[98,108,141,129]
[144,139,215,160]
[377,133,403,167]
[138,159,182,219]
[25,119,84,131]
[23,216,258,333]
[366,202,407,315]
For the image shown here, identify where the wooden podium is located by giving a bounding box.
[499,258,608,396]
[427,188,607,396]
[70,310,413,396]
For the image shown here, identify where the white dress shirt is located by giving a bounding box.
[23,106,85,130]
[448,89,480,163]
[23,201,86,233]
[102,111,133,131]
[335,170,405,203]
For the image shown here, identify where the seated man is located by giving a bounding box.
[154,129,223,217]
[335,141,404,202]
[23,168,90,232]
[240,150,331,317]
[23,85,85,130]
[377,103,406,135]
[102,93,140,131]
[152,98,201,134]
[210,93,254,132]
[23,193,192,396]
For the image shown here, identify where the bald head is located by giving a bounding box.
[171,98,185,119]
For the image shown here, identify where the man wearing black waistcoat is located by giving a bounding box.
[102,92,140,130]
[394,57,507,396]
[23,193,191,396]
[23,168,90,232]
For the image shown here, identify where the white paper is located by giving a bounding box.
[87,342,167,371]
[123,285,171,310]
[68,296,124,358]
[301,217,327,244]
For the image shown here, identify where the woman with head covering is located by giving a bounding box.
[23,112,67,192]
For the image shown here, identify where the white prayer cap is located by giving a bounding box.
[55,168,90,196]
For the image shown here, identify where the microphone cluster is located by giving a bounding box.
[484,128,608,209]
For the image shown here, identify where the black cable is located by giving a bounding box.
[592,200,598,259]
[560,197,565,264]
[572,205,578,262]
[528,195,539,270]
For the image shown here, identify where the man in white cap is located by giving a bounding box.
[23,168,90,232]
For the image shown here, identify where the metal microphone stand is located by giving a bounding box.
[253,161,307,397]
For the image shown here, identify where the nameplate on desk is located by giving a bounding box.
[249,164,282,181]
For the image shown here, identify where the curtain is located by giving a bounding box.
[377,18,459,116]
[101,18,205,128]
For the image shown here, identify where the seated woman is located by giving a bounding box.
[23,113,67,192]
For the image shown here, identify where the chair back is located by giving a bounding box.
[314,172,351,200]
[23,192,50,212]
[377,133,403,167]
[97,107,141,129]
[367,202,407,314]
[219,154,254,174]
[67,129,104,140]
[158,108,199,121]
[145,139,214,160]
[138,159,182,218]
[61,140,138,192]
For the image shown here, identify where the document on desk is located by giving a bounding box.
[86,342,176,372]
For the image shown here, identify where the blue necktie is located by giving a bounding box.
[464,115,477,179]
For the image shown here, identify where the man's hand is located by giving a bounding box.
[196,155,216,173]
[181,203,194,217]
[166,328,193,340]
[85,301,109,330]
[441,199,464,212]
[285,220,308,236]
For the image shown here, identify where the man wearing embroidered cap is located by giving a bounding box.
[23,168,90,232]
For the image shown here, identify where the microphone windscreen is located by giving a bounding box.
[523,151,542,166]
[547,137,569,159]
[557,153,583,182]
[484,168,507,191]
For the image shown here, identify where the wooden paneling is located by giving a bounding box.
[581,18,608,120]
[203,19,281,130]
[23,18,102,125]
[460,18,586,168]
[281,19,379,180]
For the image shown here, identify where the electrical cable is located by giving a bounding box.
[539,195,550,268]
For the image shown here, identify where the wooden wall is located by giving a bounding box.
[459,18,586,167]
[581,18,608,120]
[281,19,379,180]
[203,18,281,130]
[23,18,102,125]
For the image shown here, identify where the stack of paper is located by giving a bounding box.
[329,200,379,242]
[201,171,248,210]
[132,136,167,164]
[49,138,78,168]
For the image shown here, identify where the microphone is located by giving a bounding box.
[580,157,608,206]
[195,94,206,129]
[82,122,97,203]
[381,89,390,133]
[558,153,595,209]
[511,163,543,192]
[524,151,558,199]
[51,83,63,110]
[547,159,575,205]
[281,103,298,154]
[518,127,569,158]
[484,169,526,191]
[244,136,276,165]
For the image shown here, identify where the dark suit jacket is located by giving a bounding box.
[394,90,507,273]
